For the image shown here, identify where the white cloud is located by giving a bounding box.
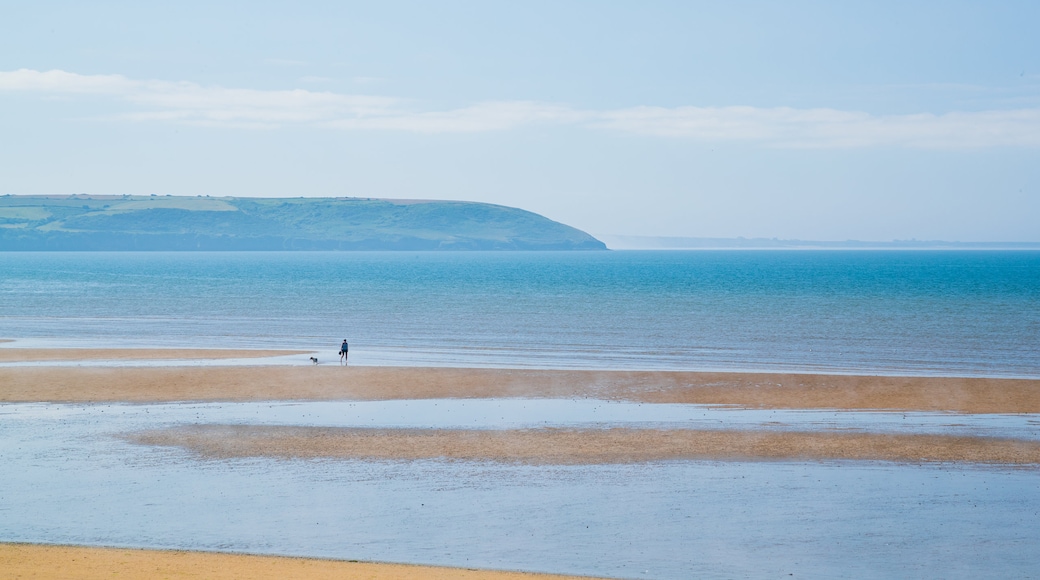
[595,106,1040,148]
[2,68,1039,148]
[328,101,587,133]
[0,68,399,128]
[0,68,136,94]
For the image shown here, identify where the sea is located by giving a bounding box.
[1,250,1038,377]
[4,250,1040,579]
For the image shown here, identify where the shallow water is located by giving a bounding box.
[2,399,1039,578]
[0,352,311,367]
[6,399,1040,440]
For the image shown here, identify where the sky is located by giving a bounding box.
[1,0,1038,241]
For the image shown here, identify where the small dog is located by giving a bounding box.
[309,356,319,365]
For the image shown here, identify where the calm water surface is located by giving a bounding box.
[2,400,1039,579]
[3,251,1040,578]
[2,250,1037,376]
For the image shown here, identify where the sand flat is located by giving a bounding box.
[0,543,598,580]
[2,364,1039,413]
[0,348,308,362]
[127,425,1040,465]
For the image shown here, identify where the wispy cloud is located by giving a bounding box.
[3,68,1039,148]
[0,69,138,94]
[594,106,1040,148]
[328,101,586,133]
[0,68,398,129]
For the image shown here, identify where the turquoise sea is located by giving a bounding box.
[1,250,1038,376]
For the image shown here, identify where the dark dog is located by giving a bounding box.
[309,356,319,365]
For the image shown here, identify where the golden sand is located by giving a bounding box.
[0,543,598,580]
[127,425,1040,465]
[0,348,308,362]
[2,364,1038,413]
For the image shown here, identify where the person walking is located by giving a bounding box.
[339,339,349,365]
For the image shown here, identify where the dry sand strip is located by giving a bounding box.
[126,425,1040,465]
[0,543,600,580]
[0,348,309,362]
[2,365,1039,413]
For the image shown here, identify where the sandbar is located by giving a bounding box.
[2,364,1039,413]
[127,425,1040,465]
[0,348,307,362]
[0,543,598,580]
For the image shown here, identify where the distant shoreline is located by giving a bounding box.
[0,194,606,251]
[598,235,1040,251]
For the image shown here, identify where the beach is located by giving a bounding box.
[0,544,599,580]
[2,360,1038,413]
[4,347,1040,578]
[4,347,1040,463]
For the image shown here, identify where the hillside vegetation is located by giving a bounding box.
[0,195,605,251]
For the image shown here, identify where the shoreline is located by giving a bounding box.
[5,342,1036,381]
[0,348,309,362]
[1,359,1038,413]
[0,543,599,580]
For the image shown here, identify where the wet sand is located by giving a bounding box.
[0,348,307,362]
[2,363,1038,413]
[6,349,1040,578]
[128,425,1040,465]
[0,543,598,580]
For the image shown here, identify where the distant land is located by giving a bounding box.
[599,235,1040,250]
[0,195,605,251]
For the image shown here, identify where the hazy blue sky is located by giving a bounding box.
[2,1,1038,241]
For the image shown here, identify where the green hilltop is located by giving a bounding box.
[0,195,606,251]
